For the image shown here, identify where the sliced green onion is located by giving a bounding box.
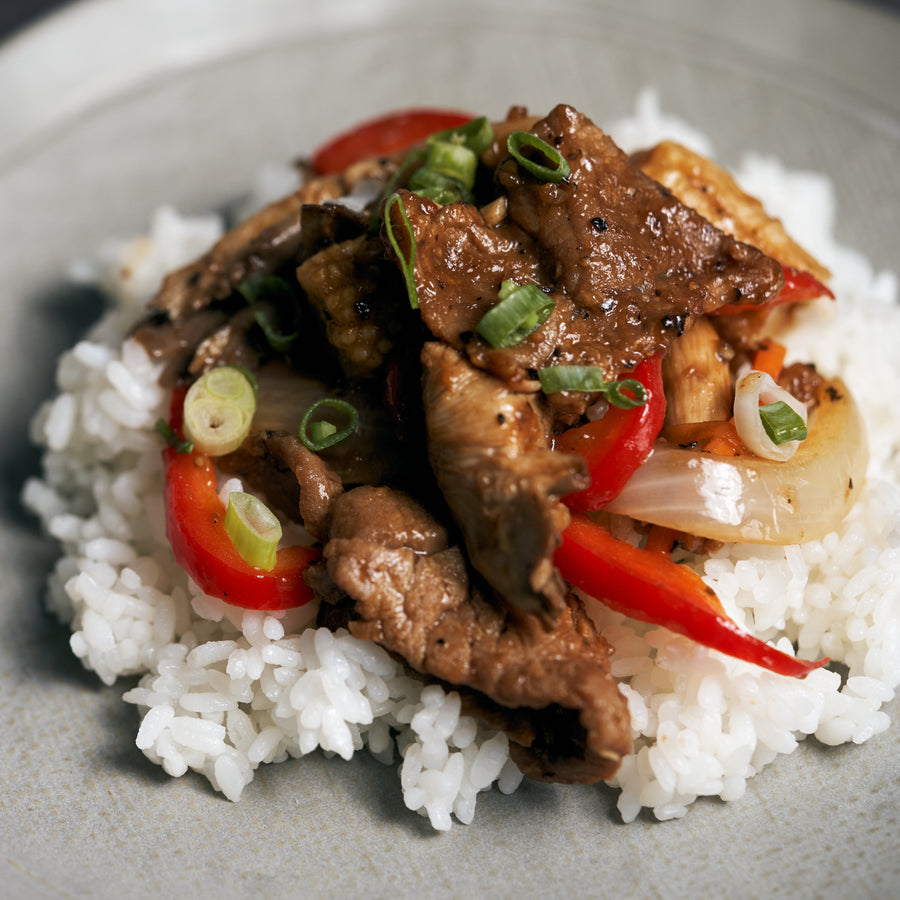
[225,364,258,397]
[155,418,194,454]
[601,378,648,409]
[759,400,808,445]
[236,273,291,305]
[408,167,471,205]
[538,365,648,409]
[538,365,606,393]
[383,193,419,309]
[308,420,338,444]
[476,280,555,348]
[507,131,571,183]
[224,491,282,571]
[237,274,300,352]
[428,116,494,154]
[253,306,297,353]
[182,366,257,456]
[368,147,427,234]
[299,398,359,452]
[423,140,478,190]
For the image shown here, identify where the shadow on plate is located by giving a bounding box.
[1,279,106,526]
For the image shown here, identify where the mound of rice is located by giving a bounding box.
[22,94,900,829]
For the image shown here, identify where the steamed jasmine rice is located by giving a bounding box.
[22,96,900,830]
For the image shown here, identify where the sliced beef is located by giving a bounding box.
[321,486,632,783]
[396,195,549,353]
[397,105,783,425]
[497,105,784,359]
[421,341,587,620]
[184,304,267,377]
[131,308,230,387]
[326,482,447,554]
[296,201,369,261]
[149,158,394,323]
[632,140,831,283]
[218,431,342,540]
[149,189,313,324]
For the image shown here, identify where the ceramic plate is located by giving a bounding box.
[2,1,898,897]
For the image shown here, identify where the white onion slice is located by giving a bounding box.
[606,377,867,544]
[733,370,807,462]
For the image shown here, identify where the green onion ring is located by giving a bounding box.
[368,147,427,234]
[476,281,555,348]
[408,167,471,205]
[428,116,494,155]
[237,274,300,352]
[224,491,282,571]
[759,400,808,445]
[299,398,359,452]
[383,193,419,309]
[538,365,648,409]
[182,366,257,456]
[424,140,478,190]
[602,378,648,410]
[252,306,298,353]
[506,131,571,183]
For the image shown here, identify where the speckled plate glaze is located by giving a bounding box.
[1,1,898,897]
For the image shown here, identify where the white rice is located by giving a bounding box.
[22,94,900,829]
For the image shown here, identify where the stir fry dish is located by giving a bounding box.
[131,104,866,785]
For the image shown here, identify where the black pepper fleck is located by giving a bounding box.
[661,314,687,336]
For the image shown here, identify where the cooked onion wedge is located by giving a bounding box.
[605,377,867,544]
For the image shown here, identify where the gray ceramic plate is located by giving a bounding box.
[2,1,898,897]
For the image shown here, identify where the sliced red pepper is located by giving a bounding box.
[555,513,828,678]
[554,355,666,511]
[310,108,475,175]
[712,264,834,316]
[163,392,319,611]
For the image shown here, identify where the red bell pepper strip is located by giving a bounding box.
[555,513,828,678]
[310,108,475,175]
[712,264,834,316]
[554,355,666,511]
[163,392,319,611]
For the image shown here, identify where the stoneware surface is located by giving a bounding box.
[1,1,898,897]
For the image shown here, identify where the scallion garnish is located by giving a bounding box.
[383,193,419,309]
[299,398,359,452]
[236,273,288,305]
[538,365,648,409]
[155,418,194,454]
[759,400,808,445]
[428,116,494,155]
[224,491,282,571]
[423,140,479,190]
[237,274,300,352]
[182,366,257,456]
[253,306,298,353]
[368,147,427,234]
[476,280,555,348]
[308,420,338,444]
[407,167,472,205]
[506,131,571,183]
